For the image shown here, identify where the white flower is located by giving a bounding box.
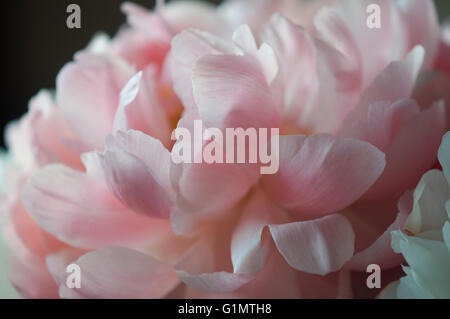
[382,132,450,299]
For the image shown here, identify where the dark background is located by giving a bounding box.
[1,0,449,148]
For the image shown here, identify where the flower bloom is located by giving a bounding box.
[380,132,450,299]
[1,0,449,298]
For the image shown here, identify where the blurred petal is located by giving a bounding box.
[347,191,411,270]
[231,188,286,274]
[269,214,355,275]
[57,247,179,299]
[405,170,450,234]
[56,54,133,150]
[438,132,450,184]
[262,134,385,216]
[22,157,163,249]
[193,54,281,130]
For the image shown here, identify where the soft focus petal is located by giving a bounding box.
[56,54,134,150]
[405,170,450,234]
[192,54,281,130]
[22,156,163,249]
[262,134,385,217]
[170,29,232,110]
[231,188,286,275]
[57,247,179,299]
[269,214,355,275]
[347,191,411,270]
[438,131,450,184]
[363,102,446,201]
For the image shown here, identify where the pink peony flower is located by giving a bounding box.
[1,0,449,299]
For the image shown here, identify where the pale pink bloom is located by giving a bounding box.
[1,0,449,299]
[1,1,224,298]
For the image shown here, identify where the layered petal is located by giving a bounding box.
[55,247,179,299]
[98,131,173,218]
[347,191,412,270]
[175,226,253,293]
[231,188,286,275]
[113,69,171,147]
[192,53,281,130]
[56,53,134,150]
[269,214,355,275]
[262,134,385,217]
[22,154,163,249]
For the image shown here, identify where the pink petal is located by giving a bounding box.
[170,113,258,233]
[22,157,166,249]
[397,0,440,69]
[231,188,286,275]
[9,256,58,299]
[121,2,171,41]
[346,191,412,271]
[175,225,253,293]
[105,130,173,195]
[308,6,363,132]
[262,134,386,217]
[56,53,133,150]
[269,214,355,275]
[98,130,173,219]
[192,53,281,130]
[330,0,409,86]
[362,101,446,201]
[56,247,179,299]
[163,0,221,33]
[26,90,82,169]
[343,46,425,125]
[340,98,421,153]
[113,69,171,147]
[262,14,318,123]
[176,270,252,294]
[98,150,172,219]
[170,29,232,110]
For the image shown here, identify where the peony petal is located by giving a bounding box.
[405,170,450,235]
[192,53,281,130]
[362,101,446,201]
[98,150,172,219]
[121,2,171,41]
[347,191,411,270]
[57,247,179,299]
[231,188,286,275]
[163,0,221,33]
[443,222,450,253]
[56,53,134,150]
[438,131,450,185]
[232,24,278,84]
[342,45,425,127]
[340,99,421,153]
[269,214,355,275]
[262,134,385,217]
[113,69,171,147]
[8,255,58,299]
[392,232,450,298]
[396,0,440,69]
[379,280,400,299]
[334,0,409,86]
[106,130,173,195]
[99,130,174,219]
[175,227,253,293]
[22,157,165,249]
[170,29,233,110]
[262,14,318,123]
